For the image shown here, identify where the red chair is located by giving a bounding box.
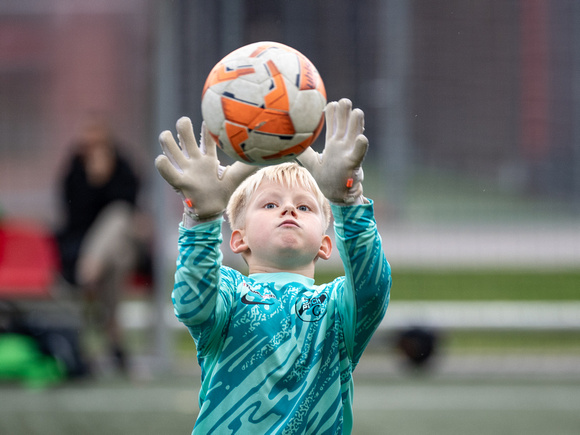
[0,220,60,299]
[0,220,92,380]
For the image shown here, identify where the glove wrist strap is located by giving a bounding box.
[183,208,223,228]
[330,194,367,206]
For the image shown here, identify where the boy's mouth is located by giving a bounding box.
[279,219,299,228]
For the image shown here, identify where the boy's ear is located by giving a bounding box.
[230,229,248,254]
[317,234,332,260]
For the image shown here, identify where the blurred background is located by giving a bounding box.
[1,0,579,434]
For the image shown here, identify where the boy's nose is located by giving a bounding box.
[281,204,297,216]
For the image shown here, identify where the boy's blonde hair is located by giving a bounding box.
[227,162,331,231]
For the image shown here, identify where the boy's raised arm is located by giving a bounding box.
[299,99,391,361]
[155,116,256,225]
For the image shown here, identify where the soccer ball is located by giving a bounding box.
[201,41,326,165]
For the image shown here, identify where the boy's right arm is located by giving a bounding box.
[173,219,228,348]
[155,117,255,346]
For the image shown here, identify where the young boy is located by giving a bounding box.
[155,99,391,434]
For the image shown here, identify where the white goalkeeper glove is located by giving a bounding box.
[296,98,369,205]
[155,117,257,224]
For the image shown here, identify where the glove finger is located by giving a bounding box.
[155,154,183,187]
[176,117,200,159]
[324,101,339,141]
[334,98,353,140]
[295,147,321,171]
[159,130,184,170]
[346,108,365,146]
[200,121,217,159]
[350,134,369,166]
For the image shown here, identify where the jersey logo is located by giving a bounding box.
[240,283,278,306]
[295,292,328,322]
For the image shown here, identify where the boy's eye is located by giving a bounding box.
[298,205,311,212]
[264,203,277,209]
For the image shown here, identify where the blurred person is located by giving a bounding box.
[55,115,141,375]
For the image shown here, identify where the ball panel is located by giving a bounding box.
[247,130,309,151]
[262,53,301,83]
[289,89,326,133]
[262,60,290,111]
[221,98,294,136]
[202,62,255,99]
[224,122,251,162]
[221,97,262,126]
[261,136,314,161]
[201,88,226,135]
[222,75,265,105]
[201,41,326,165]
[296,53,326,97]
[247,132,314,164]
[228,61,271,86]
[251,110,295,135]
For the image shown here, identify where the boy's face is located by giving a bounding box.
[230,180,332,274]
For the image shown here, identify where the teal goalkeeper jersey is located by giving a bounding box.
[173,201,391,434]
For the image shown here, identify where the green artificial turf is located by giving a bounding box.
[444,330,580,354]
[315,269,580,301]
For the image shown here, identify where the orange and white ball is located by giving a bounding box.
[201,41,326,165]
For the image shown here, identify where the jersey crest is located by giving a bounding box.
[295,291,328,322]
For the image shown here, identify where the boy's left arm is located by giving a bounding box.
[332,201,391,364]
[297,98,391,363]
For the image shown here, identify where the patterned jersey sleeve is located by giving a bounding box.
[172,218,235,357]
[331,200,391,366]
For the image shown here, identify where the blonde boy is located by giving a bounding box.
[156,99,391,434]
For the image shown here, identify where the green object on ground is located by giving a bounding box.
[0,333,66,388]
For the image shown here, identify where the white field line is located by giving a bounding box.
[0,387,197,414]
[353,384,580,411]
[2,384,579,413]
[378,301,580,330]
[119,301,580,330]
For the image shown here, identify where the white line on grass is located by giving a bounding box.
[353,384,580,411]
